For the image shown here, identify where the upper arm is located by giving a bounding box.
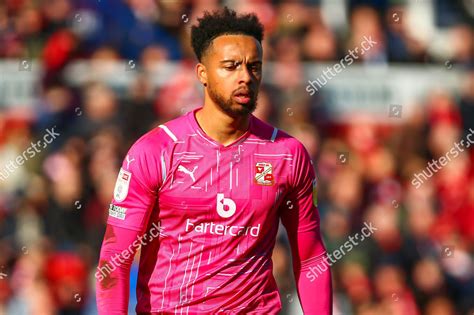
[96,135,163,311]
[107,138,161,232]
[279,141,326,264]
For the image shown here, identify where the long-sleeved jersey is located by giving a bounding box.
[96,107,332,314]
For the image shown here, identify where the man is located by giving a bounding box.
[96,7,332,314]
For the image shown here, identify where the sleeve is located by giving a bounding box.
[96,224,140,314]
[96,138,161,314]
[279,141,333,315]
[107,138,161,231]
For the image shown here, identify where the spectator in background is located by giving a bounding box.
[70,81,122,140]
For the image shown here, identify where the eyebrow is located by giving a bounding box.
[219,60,262,64]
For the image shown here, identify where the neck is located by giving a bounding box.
[195,104,250,147]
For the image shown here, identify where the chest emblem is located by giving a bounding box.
[254,162,274,186]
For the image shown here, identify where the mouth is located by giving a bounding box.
[233,90,252,104]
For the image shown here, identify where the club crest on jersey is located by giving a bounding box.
[254,162,274,186]
[114,168,131,202]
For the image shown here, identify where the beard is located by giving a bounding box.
[207,85,258,117]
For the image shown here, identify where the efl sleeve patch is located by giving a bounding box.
[113,168,132,202]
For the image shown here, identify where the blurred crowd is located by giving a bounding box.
[0,0,473,314]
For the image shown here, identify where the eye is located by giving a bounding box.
[224,64,236,70]
[250,64,261,71]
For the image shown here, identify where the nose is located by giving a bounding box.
[238,64,252,85]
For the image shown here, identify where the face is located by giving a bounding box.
[197,34,263,117]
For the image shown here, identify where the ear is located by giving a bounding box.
[196,63,208,86]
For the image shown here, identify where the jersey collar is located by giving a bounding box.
[187,107,254,149]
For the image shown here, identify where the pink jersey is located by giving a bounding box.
[103,107,330,314]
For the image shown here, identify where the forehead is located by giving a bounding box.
[207,34,262,61]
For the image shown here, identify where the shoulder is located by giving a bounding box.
[123,115,191,186]
[250,115,308,155]
[130,114,190,153]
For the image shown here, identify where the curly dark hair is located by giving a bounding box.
[191,7,264,62]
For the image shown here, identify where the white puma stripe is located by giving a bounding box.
[159,124,178,142]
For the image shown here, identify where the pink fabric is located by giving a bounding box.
[96,225,137,314]
[96,107,332,314]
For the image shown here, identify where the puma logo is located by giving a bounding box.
[178,165,198,182]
